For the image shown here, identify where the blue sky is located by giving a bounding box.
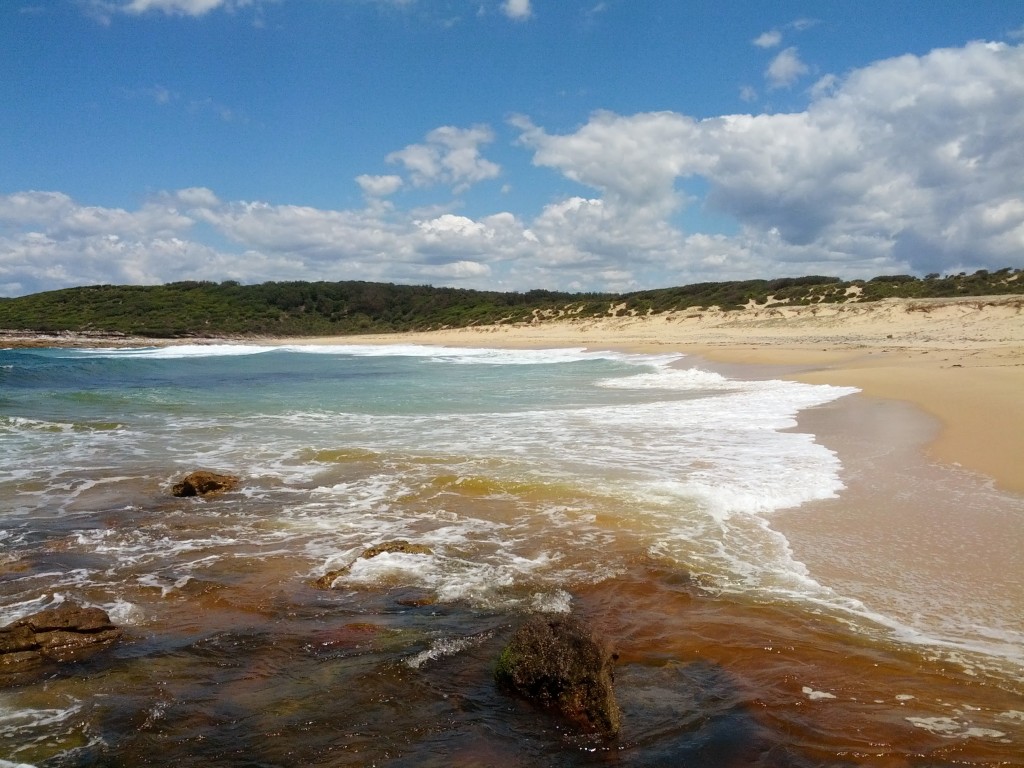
[2,1,1023,296]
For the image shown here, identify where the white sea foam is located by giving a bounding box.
[76,343,274,359]
[530,589,573,614]
[802,686,838,700]
[598,365,736,390]
[405,630,495,669]
[0,698,81,738]
[0,594,64,626]
[103,598,146,625]
[338,551,527,606]
[72,342,682,370]
[906,716,1008,740]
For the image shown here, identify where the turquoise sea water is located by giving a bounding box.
[1,343,1021,766]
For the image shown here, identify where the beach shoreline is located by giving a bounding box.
[275,294,1023,495]
[4,294,1022,493]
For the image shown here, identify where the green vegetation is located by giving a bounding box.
[0,281,601,337]
[0,269,1020,339]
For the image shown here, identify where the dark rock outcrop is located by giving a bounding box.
[495,614,620,737]
[171,470,240,497]
[312,540,434,589]
[0,602,122,683]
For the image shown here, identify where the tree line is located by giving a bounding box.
[0,269,1019,338]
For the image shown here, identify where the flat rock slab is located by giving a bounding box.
[0,602,122,685]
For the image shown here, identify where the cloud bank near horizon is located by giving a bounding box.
[2,40,1023,297]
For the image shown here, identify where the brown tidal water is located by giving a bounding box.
[1,480,1022,767]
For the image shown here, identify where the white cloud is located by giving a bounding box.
[84,0,259,23]
[117,0,242,16]
[513,41,1024,280]
[809,73,838,99]
[753,30,782,49]
[170,186,222,208]
[765,46,809,89]
[514,111,706,219]
[0,191,193,239]
[387,124,501,192]
[0,191,76,225]
[501,0,532,21]
[3,42,1023,296]
[356,174,404,198]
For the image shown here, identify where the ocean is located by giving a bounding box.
[1,343,1021,766]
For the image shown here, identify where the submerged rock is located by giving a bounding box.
[171,470,240,497]
[0,601,122,684]
[495,614,620,737]
[311,540,434,589]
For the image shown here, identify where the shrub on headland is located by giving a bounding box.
[0,269,1020,339]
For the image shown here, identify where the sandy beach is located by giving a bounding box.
[279,294,1024,496]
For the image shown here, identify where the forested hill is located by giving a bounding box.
[0,269,1020,339]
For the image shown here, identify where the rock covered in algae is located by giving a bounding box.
[171,470,240,497]
[495,613,620,737]
[311,540,434,589]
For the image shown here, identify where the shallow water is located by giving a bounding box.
[0,344,1021,766]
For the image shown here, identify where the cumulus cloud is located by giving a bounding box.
[356,174,404,198]
[515,41,1024,279]
[0,191,193,239]
[0,191,210,295]
[501,0,532,21]
[765,46,810,88]
[3,41,1022,296]
[387,124,501,192]
[514,110,707,221]
[170,186,222,208]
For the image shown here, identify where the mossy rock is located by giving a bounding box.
[495,614,620,737]
[171,470,240,497]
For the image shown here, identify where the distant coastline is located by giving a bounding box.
[1,270,1020,340]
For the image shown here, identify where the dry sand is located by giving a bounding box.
[284,295,1024,495]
